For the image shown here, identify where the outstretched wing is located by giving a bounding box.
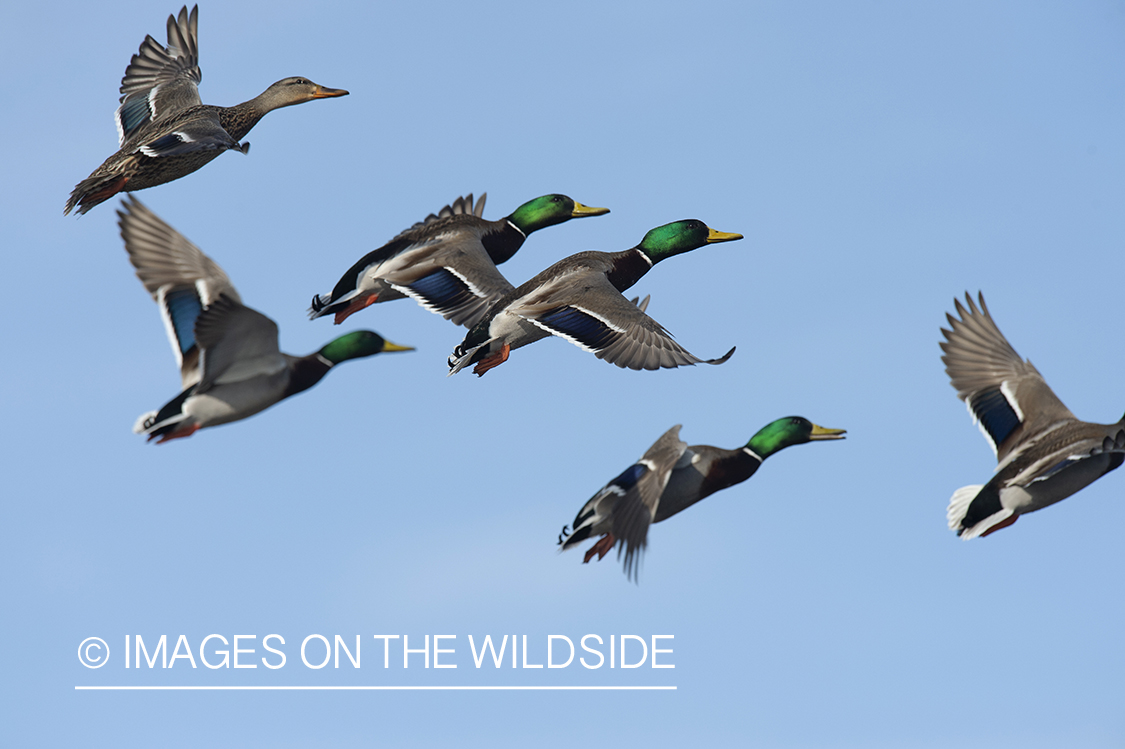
[383,235,516,328]
[940,292,1075,463]
[513,273,734,370]
[118,195,239,388]
[116,5,203,145]
[387,193,486,241]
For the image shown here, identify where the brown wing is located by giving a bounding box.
[940,292,1075,462]
[514,273,734,370]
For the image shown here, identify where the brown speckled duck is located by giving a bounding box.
[65,6,347,215]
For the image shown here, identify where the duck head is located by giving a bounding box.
[319,330,414,364]
[637,219,743,264]
[507,194,610,234]
[748,416,846,457]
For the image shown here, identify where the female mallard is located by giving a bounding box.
[309,193,609,327]
[447,219,742,376]
[119,197,411,442]
[941,292,1125,538]
[65,6,347,215]
[558,417,846,579]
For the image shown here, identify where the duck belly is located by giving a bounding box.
[1003,453,1117,515]
[490,310,549,352]
[125,151,226,191]
[183,377,286,428]
[653,463,705,523]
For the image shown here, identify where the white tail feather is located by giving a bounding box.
[947,484,1014,539]
[558,490,616,552]
[447,342,486,376]
[133,410,157,434]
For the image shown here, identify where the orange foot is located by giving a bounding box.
[152,422,201,444]
[334,293,379,325]
[583,533,616,563]
[980,513,1019,537]
[472,343,510,377]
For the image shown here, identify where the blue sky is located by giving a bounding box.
[5,1,1125,746]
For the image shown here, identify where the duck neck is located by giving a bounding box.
[605,249,655,293]
[283,355,333,397]
[701,449,761,498]
[480,221,528,265]
[217,101,266,142]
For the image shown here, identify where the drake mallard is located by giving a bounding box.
[558,417,846,579]
[447,219,742,376]
[118,197,411,442]
[308,193,609,327]
[65,6,347,215]
[941,292,1125,538]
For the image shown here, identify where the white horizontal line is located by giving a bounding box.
[75,685,676,691]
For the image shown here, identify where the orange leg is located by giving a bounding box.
[152,422,201,444]
[980,513,1019,537]
[334,293,379,325]
[583,533,616,563]
[472,343,511,377]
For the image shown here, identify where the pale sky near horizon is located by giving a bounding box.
[5,1,1125,746]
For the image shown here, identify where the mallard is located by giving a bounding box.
[118,196,411,442]
[558,417,846,579]
[309,193,610,327]
[65,6,348,215]
[447,219,742,376]
[941,292,1125,538]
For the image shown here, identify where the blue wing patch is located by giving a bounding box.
[406,269,474,314]
[537,306,618,351]
[606,463,647,493]
[118,98,152,142]
[164,287,203,357]
[969,386,1022,450]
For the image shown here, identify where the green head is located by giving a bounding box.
[319,330,414,364]
[636,219,743,263]
[747,416,846,458]
[507,194,610,235]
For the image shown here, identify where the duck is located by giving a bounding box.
[65,6,348,215]
[558,417,846,579]
[941,292,1125,538]
[309,193,610,327]
[447,219,742,376]
[118,196,412,443]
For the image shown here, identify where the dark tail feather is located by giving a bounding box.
[558,519,594,548]
[309,294,335,319]
[702,346,736,366]
[65,173,128,215]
